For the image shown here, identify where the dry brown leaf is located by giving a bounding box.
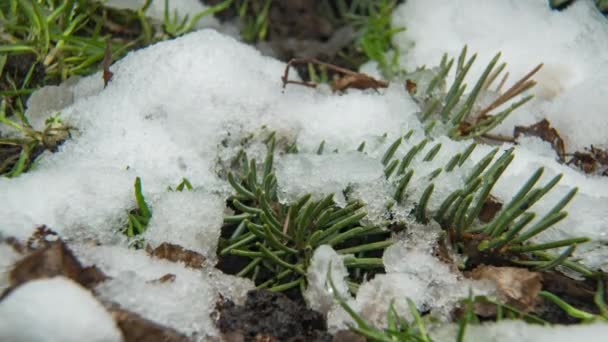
[514,119,566,161]
[146,242,206,269]
[478,195,503,223]
[468,265,542,314]
[8,233,106,292]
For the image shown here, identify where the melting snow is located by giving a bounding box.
[1,0,608,338]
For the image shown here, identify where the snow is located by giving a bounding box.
[303,245,351,314]
[0,1,608,338]
[0,243,22,294]
[392,0,608,152]
[327,222,494,332]
[276,152,385,205]
[0,277,123,342]
[431,320,608,342]
[71,243,254,340]
[143,190,225,263]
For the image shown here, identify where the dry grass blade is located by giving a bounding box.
[478,63,543,119]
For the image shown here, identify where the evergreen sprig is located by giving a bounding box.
[380,132,591,275]
[220,133,392,294]
[409,46,540,140]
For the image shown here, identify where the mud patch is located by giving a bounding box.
[217,289,332,341]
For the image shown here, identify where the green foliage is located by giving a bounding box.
[167,177,193,191]
[220,133,391,294]
[410,46,537,140]
[234,0,272,43]
[0,101,70,177]
[124,176,152,239]
[539,279,608,322]
[380,132,591,274]
[344,0,404,79]
[162,0,232,38]
[317,0,405,78]
[0,0,224,114]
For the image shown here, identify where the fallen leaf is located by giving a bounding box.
[478,195,503,223]
[9,235,106,291]
[567,151,597,174]
[109,305,190,342]
[405,79,417,95]
[468,265,542,314]
[146,242,206,269]
[514,119,565,161]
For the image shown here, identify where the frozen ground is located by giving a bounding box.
[1,0,608,340]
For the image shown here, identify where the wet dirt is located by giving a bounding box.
[217,289,332,342]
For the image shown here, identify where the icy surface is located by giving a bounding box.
[0,277,123,342]
[304,245,351,314]
[431,320,608,342]
[277,152,385,205]
[392,0,608,151]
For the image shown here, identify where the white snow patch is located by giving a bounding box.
[0,277,123,342]
[392,0,608,151]
[431,320,608,342]
[143,190,225,263]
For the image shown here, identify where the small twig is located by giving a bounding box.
[102,39,114,88]
[282,58,389,92]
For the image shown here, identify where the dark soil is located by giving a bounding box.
[217,289,332,342]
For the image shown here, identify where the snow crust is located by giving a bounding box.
[0,277,123,342]
[392,0,608,151]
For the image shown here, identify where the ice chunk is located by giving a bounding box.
[143,190,225,263]
[304,245,351,314]
[0,277,123,342]
[276,152,385,205]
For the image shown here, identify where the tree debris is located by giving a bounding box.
[146,242,207,269]
[282,58,388,92]
[468,265,542,314]
[514,119,566,161]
